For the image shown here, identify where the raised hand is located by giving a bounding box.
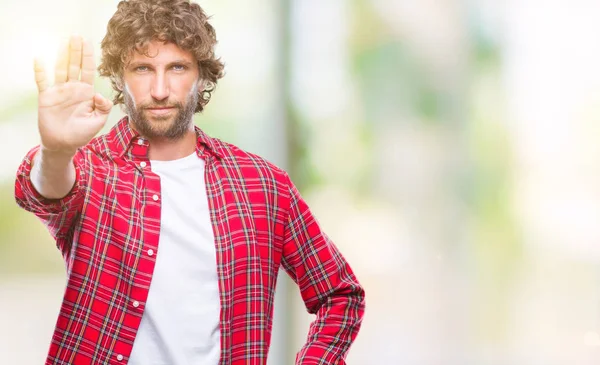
[35,35,113,154]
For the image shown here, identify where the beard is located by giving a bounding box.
[123,83,199,141]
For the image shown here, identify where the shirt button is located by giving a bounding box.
[132,300,140,308]
[137,138,144,145]
[148,249,154,257]
[140,161,147,168]
[116,354,124,361]
[152,194,159,201]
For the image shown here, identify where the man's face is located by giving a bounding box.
[122,40,201,140]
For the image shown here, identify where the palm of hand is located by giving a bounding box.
[35,35,112,153]
[38,82,103,152]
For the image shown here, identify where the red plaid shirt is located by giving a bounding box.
[15,117,365,365]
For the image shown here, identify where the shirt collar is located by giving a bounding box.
[108,116,224,160]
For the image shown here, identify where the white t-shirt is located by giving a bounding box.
[129,152,220,365]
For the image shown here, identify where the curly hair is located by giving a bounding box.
[98,0,225,112]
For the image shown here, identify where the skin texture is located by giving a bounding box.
[121,40,205,160]
[31,35,112,199]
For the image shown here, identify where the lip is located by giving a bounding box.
[146,107,175,116]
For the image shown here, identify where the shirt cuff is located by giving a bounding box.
[15,146,85,214]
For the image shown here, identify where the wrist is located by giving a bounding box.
[38,146,77,165]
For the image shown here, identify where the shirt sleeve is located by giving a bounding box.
[14,145,88,254]
[281,174,366,365]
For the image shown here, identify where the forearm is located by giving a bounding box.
[296,284,365,365]
[282,174,365,363]
[31,147,77,199]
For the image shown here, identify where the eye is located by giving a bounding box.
[172,64,187,71]
[135,66,149,72]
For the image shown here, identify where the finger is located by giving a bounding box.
[34,57,48,93]
[54,40,69,84]
[93,93,113,114]
[80,39,95,85]
[67,35,83,81]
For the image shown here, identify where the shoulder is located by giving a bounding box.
[65,135,113,168]
[212,138,291,186]
[82,117,137,161]
[86,133,112,158]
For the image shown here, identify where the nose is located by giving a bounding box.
[150,71,169,101]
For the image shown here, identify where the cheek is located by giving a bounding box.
[175,81,198,97]
[124,75,149,91]
[175,74,201,93]
[127,84,151,104]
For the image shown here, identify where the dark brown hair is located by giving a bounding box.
[98,0,225,112]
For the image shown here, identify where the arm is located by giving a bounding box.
[31,147,77,199]
[14,35,111,254]
[15,145,88,253]
[281,176,365,365]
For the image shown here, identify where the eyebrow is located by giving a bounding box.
[128,60,195,69]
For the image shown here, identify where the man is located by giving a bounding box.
[15,0,365,364]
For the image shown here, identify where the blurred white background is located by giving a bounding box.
[3,0,600,364]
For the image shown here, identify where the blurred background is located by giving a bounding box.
[2,0,600,364]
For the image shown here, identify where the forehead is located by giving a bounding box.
[128,40,196,64]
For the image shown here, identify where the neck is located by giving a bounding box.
[146,128,197,161]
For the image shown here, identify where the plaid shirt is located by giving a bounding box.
[15,117,365,365]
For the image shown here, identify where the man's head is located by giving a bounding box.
[98,0,224,139]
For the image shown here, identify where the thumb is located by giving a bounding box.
[93,93,113,114]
